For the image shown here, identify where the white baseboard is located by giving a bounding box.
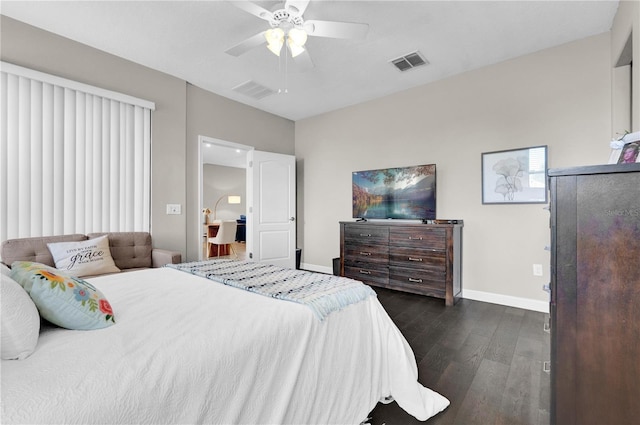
[463,289,549,313]
[300,263,333,275]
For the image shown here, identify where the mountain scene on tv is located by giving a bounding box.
[352,164,436,220]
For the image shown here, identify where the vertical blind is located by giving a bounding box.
[0,62,155,244]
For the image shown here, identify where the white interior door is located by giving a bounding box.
[247,150,296,268]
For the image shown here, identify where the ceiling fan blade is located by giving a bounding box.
[285,0,310,16]
[293,49,314,71]
[227,1,274,21]
[225,30,267,56]
[303,20,369,39]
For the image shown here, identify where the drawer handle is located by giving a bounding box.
[408,257,423,262]
[359,252,372,256]
[408,278,423,283]
[359,270,371,275]
[359,233,372,237]
[408,236,423,240]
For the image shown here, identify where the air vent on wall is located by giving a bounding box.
[232,80,276,100]
[390,51,429,72]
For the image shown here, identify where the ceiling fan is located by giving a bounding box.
[225,0,369,68]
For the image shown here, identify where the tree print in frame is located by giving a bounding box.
[481,145,548,204]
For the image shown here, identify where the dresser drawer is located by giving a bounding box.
[389,246,445,271]
[340,220,462,306]
[389,227,446,249]
[344,264,389,286]
[344,243,389,265]
[388,266,446,298]
[344,224,389,244]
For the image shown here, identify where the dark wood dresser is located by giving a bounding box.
[339,221,463,306]
[548,163,640,425]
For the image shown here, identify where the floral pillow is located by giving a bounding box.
[10,261,115,330]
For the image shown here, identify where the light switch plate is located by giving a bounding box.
[533,264,543,276]
[166,204,181,215]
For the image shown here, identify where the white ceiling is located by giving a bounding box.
[202,140,251,167]
[1,1,618,121]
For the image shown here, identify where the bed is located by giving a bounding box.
[1,259,449,424]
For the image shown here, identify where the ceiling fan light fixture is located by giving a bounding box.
[267,41,284,56]
[226,1,368,65]
[286,28,307,58]
[288,28,308,46]
[265,28,285,56]
[287,41,305,58]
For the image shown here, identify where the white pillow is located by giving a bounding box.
[47,235,120,277]
[1,273,40,360]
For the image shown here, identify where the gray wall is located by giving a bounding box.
[295,33,613,311]
[1,15,187,255]
[202,164,246,221]
[185,84,294,261]
[612,1,640,131]
[0,15,295,260]
[3,2,638,310]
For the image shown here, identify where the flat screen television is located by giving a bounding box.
[352,164,436,220]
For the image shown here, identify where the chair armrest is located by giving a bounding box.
[151,248,182,268]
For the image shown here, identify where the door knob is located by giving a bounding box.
[290,217,295,221]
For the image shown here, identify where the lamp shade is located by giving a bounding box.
[213,194,241,220]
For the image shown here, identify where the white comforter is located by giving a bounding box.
[1,267,449,424]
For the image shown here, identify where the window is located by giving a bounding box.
[613,34,633,134]
[528,146,547,188]
[0,62,154,243]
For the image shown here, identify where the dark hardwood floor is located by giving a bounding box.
[369,287,550,425]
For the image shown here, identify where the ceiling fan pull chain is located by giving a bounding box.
[278,53,282,94]
[278,49,289,95]
[284,49,289,94]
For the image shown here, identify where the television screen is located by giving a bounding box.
[352,164,436,220]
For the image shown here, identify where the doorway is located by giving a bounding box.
[197,136,297,268]
[198,136,253,261]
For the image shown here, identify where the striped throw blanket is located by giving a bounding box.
[167,259,375,321]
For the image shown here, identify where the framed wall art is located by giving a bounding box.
[482,145,548,204]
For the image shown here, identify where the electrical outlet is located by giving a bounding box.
[166,204,181,215]
[533,264,543,276]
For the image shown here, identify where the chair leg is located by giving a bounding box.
[230,243,237,259]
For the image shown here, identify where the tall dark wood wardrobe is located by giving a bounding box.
[548,163,640,425]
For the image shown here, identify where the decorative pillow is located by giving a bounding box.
[47,235,120,277]
[10,261,115,330]
[1,273,40,360]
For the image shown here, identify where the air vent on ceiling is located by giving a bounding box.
[390,51,429,72]
[232,80,276,100]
